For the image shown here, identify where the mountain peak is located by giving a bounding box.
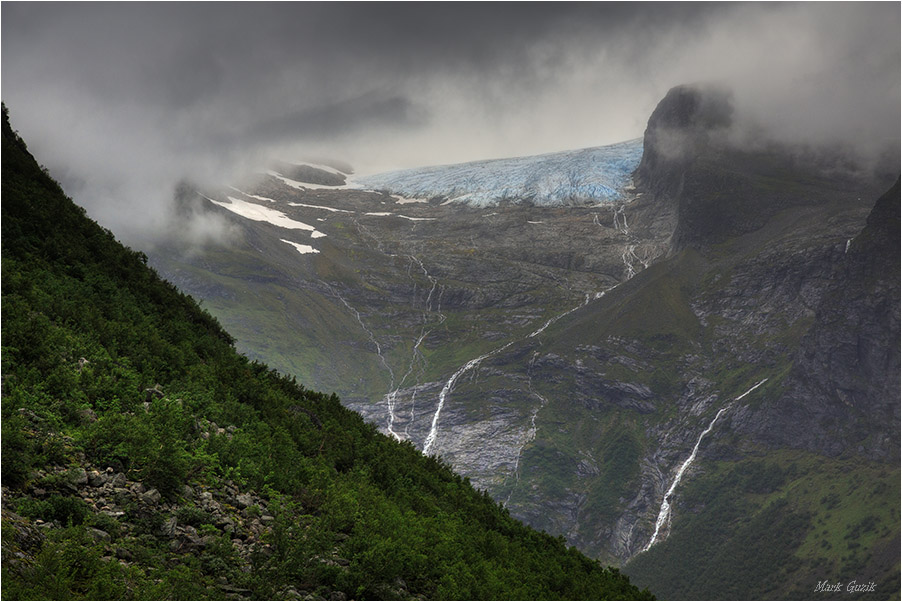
[633,83,734,197]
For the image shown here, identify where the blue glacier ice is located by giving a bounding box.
[354,138,643,207]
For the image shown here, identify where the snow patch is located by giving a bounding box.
[281,239,319,255]
[267,170,345,190]
[287,202,354,213]
[393,195,429,204]
[206,195,318,231]
[228,186,277,203]
[296,162,348,176]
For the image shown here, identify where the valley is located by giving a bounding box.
[148,85,900,598]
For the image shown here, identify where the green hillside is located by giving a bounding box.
[0,105,651,600]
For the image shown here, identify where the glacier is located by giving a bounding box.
[354,138,643,207]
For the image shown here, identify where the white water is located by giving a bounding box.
[622,244,638,279]
[643,378,769,551]
[613,204,629,235]
[422,341,514,455]
[324,282,400,439]
[425,199,658,457]
[528,294,592,339]
[505,351,548,505]
[384,254,446,439]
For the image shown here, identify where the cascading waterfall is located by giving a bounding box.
[505,351,548,505]
[323,281,401,439]
[422,342,513,455]
[424,197,660,457]
[643,378,769,551]
[388,254,446,438]
[348,219,449,439]
[613,203,629,235]
[407,284,445,437]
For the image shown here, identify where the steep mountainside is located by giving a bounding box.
[145,85,899,600]
[487,85,899,598]
[150,141,667,434]
[0,105,650,600]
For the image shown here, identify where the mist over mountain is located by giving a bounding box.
[2,3,900,600]
[134,79,900,598]
[2,3,898,246]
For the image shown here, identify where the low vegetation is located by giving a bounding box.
[0,105,651,600]
[624,451,900,600]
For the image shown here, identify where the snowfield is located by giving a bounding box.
[207,195,326,238]
[354,138,642,207]
[280,239,320,255]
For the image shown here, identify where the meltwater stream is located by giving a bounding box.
[423,199,646,456]
[643,378,769,551]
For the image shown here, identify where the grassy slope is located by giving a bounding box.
[625,451,900,600]
[0,105,650,600]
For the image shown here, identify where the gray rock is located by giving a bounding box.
[162,517,178,538]
[144,384,164,402]
[88,471,109,487]
[235,494,254,509]
[110,472,127,488]
[141,488,161,505]
[68,467,88,487]
[89,528,111,542]
[78,408,97,424]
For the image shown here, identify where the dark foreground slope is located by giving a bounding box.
[0,106,650,600]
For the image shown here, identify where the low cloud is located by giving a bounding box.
[2,3,897,246]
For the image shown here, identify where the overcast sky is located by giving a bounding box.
[2,2,899,243]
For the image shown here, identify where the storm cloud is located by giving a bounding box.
[2,2,898,244]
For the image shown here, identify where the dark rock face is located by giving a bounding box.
[751,180,901,460]
[633,83,734,199]
[631,86,899,461]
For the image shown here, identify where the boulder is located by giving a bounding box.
[141,488,161,505]
[162,516,178,538]
[68,467,88,487]
[144,384,164,402]
[88,471,109,487]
